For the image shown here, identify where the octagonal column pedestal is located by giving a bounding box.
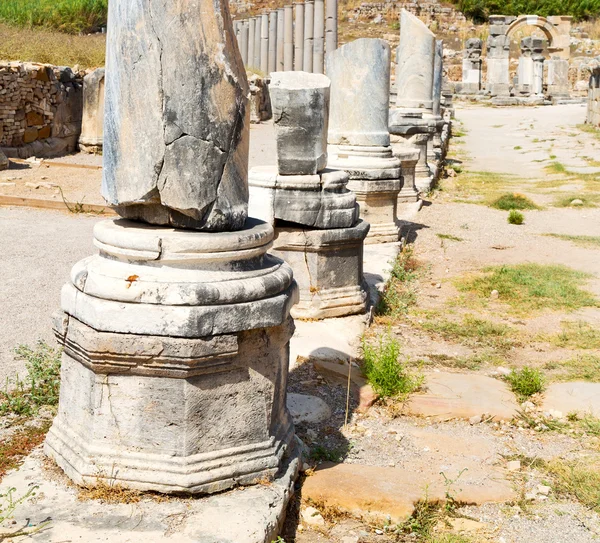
[45,218,300,494]
[271,221,370,319]
[392,146,420,204]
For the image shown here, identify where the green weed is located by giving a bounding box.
[436,233,464,242]
[546,162,567,174]
[545,354,600,382]
[545,457,600,512]
[491,193,538,211]
[552,321,600,349]
[508,209,524,224]
[361,334,423,399]
[505,367,545,399]
[543,233,600,248]
[377,247,420,317]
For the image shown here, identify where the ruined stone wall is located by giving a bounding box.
[587,61,600,127]
[0,62,83,157]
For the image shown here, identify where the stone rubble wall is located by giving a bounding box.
[0,62,84,158]
[587,61,600,127]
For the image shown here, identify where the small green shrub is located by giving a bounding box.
[508,210,524,225]
[361,334,423,398]
[377,247,420,317]
[491,193,538,211]
[506,367,545,399]
[0,341,61,416]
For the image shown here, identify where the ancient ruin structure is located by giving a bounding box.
[460,38,483,94]
[46,0,300,496]
[327,38,400,243]
[79,68,105,154]
[486,14,571,97]
[515,37,546,96]
[249,72,369,319]
[389,10,436,192]
[588,59,600,127]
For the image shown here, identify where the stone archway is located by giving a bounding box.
[486,14,572,96]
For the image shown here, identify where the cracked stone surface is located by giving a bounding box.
[102,0,250,231]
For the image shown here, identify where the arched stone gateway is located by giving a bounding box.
[486,14,572,96]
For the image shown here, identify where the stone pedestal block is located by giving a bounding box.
[45,218,299,494]
[79,68,105,154]
[547,58,570,98]
[392,146,420,203]
[248,166,358,228]
[102,0,249,230]
[269,71,330,175]
[271,220,370,319]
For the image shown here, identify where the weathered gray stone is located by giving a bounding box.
[248,166,358,229]
[79,68,105,153]
[269,71,330,175]
[102,0,249,231]
[432,40,443,118]
[395,10,436,110]
[287,393,332,424]
[249,74,272,124]
[461,38,482,94]
[327,38,391,147]
[0,148,8,171]
[46,217,300,495]
[393,145,420,203]
[272,220,370,319]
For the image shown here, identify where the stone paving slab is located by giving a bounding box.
[404,372,519,421]
[0,446,300,543]
[542,381,600,417]
[302,461,515,524]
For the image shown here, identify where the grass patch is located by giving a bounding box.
[417,313,519,351]
[514,146,522,150]
[545,457,600,512]
[377,246,420,318]
[553,194,599,208]
[361,334,423,399]
[0,22,105,68]
[545,354,600,382]
[0,0,107,34]
[436,233,464,242]
[546,162,567,174]
[507,209,524,225]
[552,321,600,350]
[456,264,597,314]
[0,341,61,417]
[505,367,545,399]
[444,171,520,202]
[309,445,346,464]
[543,233,600,248]
[490,193,539,211]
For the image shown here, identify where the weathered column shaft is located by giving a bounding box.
[313,0,325,74]
[248,18,255,68]
[284,5,294,71]
[485,15,512,96]
[303,1,314,73]
[432,40,443,117]
[260,14,269,73]
[276,8,285,71]
[253,17,261,68]
[241,20,249,65]
[294,3,305,70]
[325,0,337,55]
[268,11,277,73]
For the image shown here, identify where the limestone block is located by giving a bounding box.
[395,10,435,110]
[248,166,358,229]
[327,38,391,147]
[102,0,250,231]
[269,71,330,175]
[271,220,370,319]
[0,149,8,171]
[79,68,105,152]
[248,74,272,124]
[46,217,300,495]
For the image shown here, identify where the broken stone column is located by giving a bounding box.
[313,0,325,74]
[392,146,420,204]
[531,38,546,96]
[46,0,300,498]
[249,71,369,318]
[260,13,269,74]
[304,1,314,73]
[460,38,482,94]
[269,11,277,73]
[241,20,249,65]
[248,18,256,69]
[389,10,436,192]
[295,3,305,70]
[327,38,401,244]
[547,57,570,100]
[486,15,513,96]
[325,0,338,55]
[78,68,105,154]
[284,5,294,71]
[428,39,446,180]
[277,8,285,71]
[516,37,534,96]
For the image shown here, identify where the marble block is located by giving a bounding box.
[79,68,105,153]
[45,218,300,494]
[272,220,370,319]
[102,0,249,231]
[269,71,330,175]
[248,166,358,229]
[327,38,391,147]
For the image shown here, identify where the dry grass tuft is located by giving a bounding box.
[78,479,142,504]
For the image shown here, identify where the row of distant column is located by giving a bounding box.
[233,0,338,75]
